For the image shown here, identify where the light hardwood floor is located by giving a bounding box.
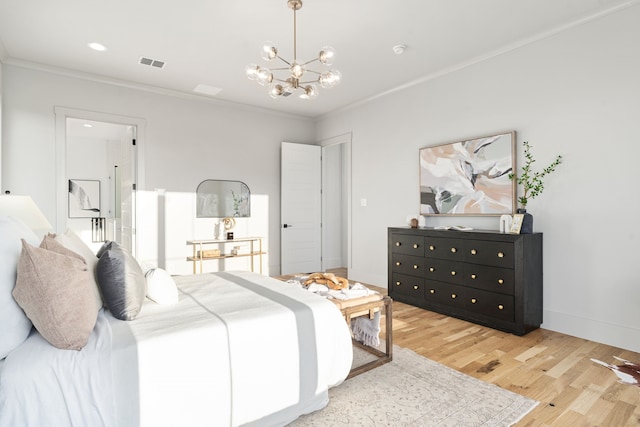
[325,268,640,426]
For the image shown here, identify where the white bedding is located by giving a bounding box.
[0,310,115,427]
[1,271,353,427]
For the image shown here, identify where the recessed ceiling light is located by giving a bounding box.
[83,123,93,128]
[88,42,107,52]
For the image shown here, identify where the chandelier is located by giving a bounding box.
[245,0,341,100]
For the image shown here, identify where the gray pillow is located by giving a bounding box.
[96,240,118,258]
[96,245,146,321]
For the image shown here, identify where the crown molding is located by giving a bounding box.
[2,58,314,122]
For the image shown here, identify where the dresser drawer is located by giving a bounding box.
[462,287,515,322]
[391,273,425,298]
[391,234,425,255]
[424,258,464,285]
[391,253,425,276]
[464,240,514,268]
[423,280,460,306]
[424,236,464,261]
[463,264,514,295]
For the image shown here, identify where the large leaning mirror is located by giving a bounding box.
[196,180,250,218]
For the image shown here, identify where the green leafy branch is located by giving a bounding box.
[508,141,562,209]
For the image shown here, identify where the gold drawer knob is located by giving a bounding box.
[429,267,435,272]
[413,243,419,249]
[498,304,504,310]
[395,281,401,286]
[498,279,504,285]
[413,264,419,270]
[413,285,419,290]
[470,249,477,255]
[451,271,456,276]
[396,261,401,266]
[451,293,457,299]
[451,247,457,253]
[497,252,504,258]
[395,242,401,246]
[429,289,435,294]
[471,274,477,279]
[471,298,477,304]
[429,245,435,251]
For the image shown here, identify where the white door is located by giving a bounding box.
[281,142,321,275]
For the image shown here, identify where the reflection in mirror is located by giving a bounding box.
[196,180,250,218]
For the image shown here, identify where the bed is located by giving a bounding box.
[0,219,353,427]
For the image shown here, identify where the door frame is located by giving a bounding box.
[54,107,146,255]
[320,132,352,272]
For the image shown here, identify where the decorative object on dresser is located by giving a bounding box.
[419,131,516,216]
[509,140,563,234]
[388,227,542,335]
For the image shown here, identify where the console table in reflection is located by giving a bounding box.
[187,237,265,274]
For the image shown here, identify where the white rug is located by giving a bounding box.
[290,345,538,426]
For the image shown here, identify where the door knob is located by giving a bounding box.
[283,224,293,228]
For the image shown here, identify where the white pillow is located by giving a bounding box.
[145,268,179,305]
[55,229,103,311]
[0,216,40,359]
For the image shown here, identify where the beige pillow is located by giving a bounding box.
[12,239,99,350]
[54,229,103,310]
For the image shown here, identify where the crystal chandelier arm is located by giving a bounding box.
[301,58,319,66]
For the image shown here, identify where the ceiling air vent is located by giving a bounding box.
[139,57,166,69]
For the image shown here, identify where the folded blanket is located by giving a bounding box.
[286,275,382,347]
[352,310,381,347]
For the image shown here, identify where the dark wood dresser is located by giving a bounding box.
[388,227,542,335]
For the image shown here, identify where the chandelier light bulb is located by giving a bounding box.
[269,84,285,99]
[319,69,342,88]
[261,42,278,61]
[290,61,305,79]
[319,46,336,66]
[246,0,340,100]
[256,67,273,86]
[300,85,318,100]
[245,64,260,80]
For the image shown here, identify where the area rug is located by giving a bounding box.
[290,345,538,426]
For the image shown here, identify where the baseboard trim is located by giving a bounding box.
[542,310,640,353]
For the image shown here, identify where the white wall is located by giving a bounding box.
[1,64,315,274]
[317,6,640,352]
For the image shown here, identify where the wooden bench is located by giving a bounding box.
[332,293,393,378]
[278,274,393,378]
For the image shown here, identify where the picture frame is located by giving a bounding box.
[419,131,516,216]
[68,179,101,218]
[510,214,524,234]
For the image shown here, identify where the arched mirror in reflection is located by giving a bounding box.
[196,180,250,218]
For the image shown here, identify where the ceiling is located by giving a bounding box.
[0,0,636,118]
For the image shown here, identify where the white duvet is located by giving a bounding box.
[0,271,353,427]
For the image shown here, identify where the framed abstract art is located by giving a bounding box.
[419,131,516,215]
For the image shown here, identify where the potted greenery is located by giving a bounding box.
[509,141,562,233]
